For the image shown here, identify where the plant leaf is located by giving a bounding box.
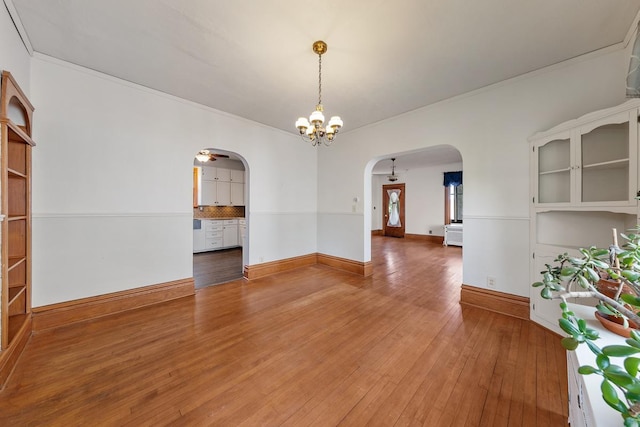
[622,294,640,307]
[559,318,578,335]
[561,337,579,350]
[625,357,640,376]
[601,379,620,405]
[578,365,599,375]
[622,270,640,282]
[596,354,610,370]
[603,345,640,357]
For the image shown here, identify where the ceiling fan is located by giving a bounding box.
[195,150,230,162]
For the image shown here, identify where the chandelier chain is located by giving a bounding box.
[318,52,322,106]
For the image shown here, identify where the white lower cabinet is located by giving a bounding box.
[193,227,206,252]
[223,220,238,247]
[194,219,243,252]
[239,219,246,247]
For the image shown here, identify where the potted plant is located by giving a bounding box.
[533,227,640,426]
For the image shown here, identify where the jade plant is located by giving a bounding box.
[533,228,640,425]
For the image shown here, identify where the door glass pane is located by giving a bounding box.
[387,189,401,227]
[538,139,570,203]
[581,122,629,202]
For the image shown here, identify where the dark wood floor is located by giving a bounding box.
[0,236,568,426]
[193,247,243,289]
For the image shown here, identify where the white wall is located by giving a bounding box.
[30,54,318,307]
[371,160,463,236]
[318,46,628,298]
[0,1,30,94]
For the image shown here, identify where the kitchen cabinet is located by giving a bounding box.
[193,224,206,252]
[195,166,244,206]
[204,220,223,251]
[201,166,230,182]
[230,182,244,206]
[199,180,231,206]
[239,219,246,247]
[230,169,244,183]
[223,219,238,247]
[194,219,243,252]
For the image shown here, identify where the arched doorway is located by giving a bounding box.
[365,145,463,269]
[192,148,249,288]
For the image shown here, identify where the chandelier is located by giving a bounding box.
[388,158,399,182]
[295,40,343,146]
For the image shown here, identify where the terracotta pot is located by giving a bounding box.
[595,311,639,338]
[596,278,635,299]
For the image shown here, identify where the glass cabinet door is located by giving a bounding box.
[580,120,630,203]
[537,138,571,203]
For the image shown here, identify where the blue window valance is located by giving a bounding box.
[443,171,462,187]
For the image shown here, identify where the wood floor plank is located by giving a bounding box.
[0,237,568,426]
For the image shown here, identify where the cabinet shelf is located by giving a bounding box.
[7,168,27,179]
[8,285,25,302]
[7,313,28,344]
[582,158,629,171]
[539,167,571,176]
[8,256,26,271]
[5,120,34,146]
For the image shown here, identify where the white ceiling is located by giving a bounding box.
[7,0,640,169]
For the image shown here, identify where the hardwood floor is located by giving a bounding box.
[193,248,243,289]
[0,236,568,426]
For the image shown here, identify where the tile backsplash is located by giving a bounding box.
[194,206,245,218]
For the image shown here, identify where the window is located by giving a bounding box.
[443,171,462,225]
[446,184,462,224]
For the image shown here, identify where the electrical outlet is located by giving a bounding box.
[487,276,497,289]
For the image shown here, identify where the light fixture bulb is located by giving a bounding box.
[306,126,315,137]
[328,116,343,130]
[196,151,210,162]
[310,110,325,125]
[295,117,309,131]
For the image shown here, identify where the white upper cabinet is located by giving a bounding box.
[230,169,244,183]
[196,165,245,206]
[230,182,244,206]
[201,166,231,182]
[531,105,639,210]
[215,167,231,182]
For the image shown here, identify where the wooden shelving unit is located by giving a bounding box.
[0,71,34,385]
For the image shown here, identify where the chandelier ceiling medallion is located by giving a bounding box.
[295,40,343,147]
